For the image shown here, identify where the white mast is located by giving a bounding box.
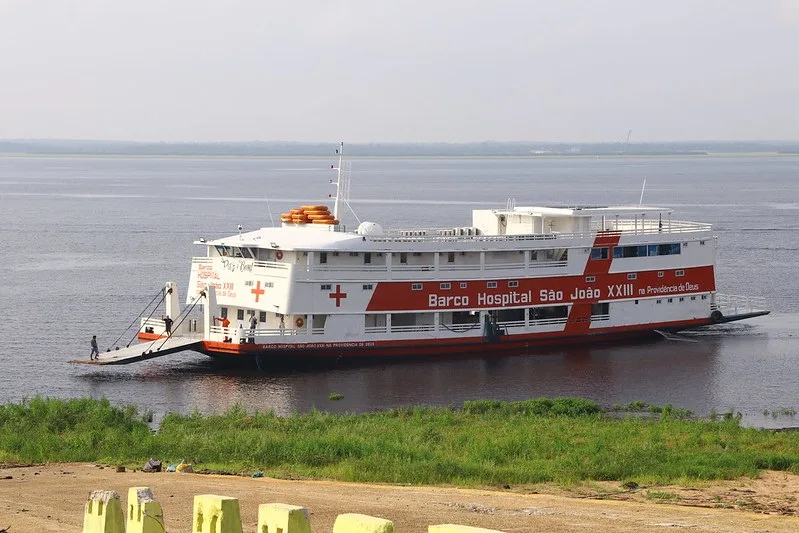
[332,141,343,220]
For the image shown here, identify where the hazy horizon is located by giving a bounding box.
[2,1,798,143]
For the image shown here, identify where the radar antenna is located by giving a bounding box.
[330,142,361,224]
[331,142,345,219]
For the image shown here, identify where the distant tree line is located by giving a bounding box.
[1,139,798,157]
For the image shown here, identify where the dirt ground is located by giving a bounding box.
[1,463,798,532]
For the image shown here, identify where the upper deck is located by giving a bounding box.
[198,205,712,253]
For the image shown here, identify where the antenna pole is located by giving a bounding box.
[333,142,343,219]
[639,177,647,206]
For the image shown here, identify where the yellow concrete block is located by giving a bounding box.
[82,490,125,533]
[429,525,507,533]
[126,486,165,533]
[192,494,243,533]
[333,513,394,533]
[257,503,312,533]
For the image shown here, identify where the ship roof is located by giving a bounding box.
[502,205,673,216]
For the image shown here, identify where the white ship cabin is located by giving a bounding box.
[184,204,715,343]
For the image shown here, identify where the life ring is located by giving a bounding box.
[275,250,283,260]
[295,317,305,328]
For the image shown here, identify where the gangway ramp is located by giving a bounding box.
[70,335,203,366]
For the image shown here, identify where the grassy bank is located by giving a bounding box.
[2,397,799,486]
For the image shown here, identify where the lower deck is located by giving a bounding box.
[131,292,767,362]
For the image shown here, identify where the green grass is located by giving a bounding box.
[3,396,799,487]
[645,490,679,501]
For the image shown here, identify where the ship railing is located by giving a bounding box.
[253,260,291,271]
[209,325,305,342]
[496,319,526,329]
[307,259,568,275]
[313,264,393,273]
[527,317,569,327]
[713,293,769,314]
[370,219,711,244]
[191,257,291,271]
[390,324,437,333]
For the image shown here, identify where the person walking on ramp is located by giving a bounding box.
[90,335,99,360]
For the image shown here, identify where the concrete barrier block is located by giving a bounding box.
[257,503,312,533]
[333,513,395,533]
[429,525,507,533]
[126,486,164,533]
[82,490,125,533]
[192,494,243,533]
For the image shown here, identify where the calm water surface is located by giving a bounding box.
[0,154,797,427]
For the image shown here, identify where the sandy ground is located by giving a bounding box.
[1,463,798,532]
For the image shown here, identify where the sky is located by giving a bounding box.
[1,0,798,143]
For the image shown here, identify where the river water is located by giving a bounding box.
[0,154,797,427]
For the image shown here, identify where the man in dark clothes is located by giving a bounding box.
[164,315,173,336]
[90,335,99,360]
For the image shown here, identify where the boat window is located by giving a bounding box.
[362,284,373,290]
[590,247,609,260]
[321,284,332,291]
[487,281,498,289]
[411,283,422,291]
[364,253,372,264]
[237,309,244,320]
[590,302,609,316]
[691,296,696,301]
[460,282,468,288]
[450,311,480,325]
[349,252,359,257]
[319,252,328,264]
[530,305,568,319]
[447,252,455,263]
[391,313,418,327]
[215,245,228,257]
[627,273,637,280]
[508,280,519,288]
[399,252,408,264]
[497,308,524,322]
[614,245,648,258]
[259,311,266,323]
[657,271,664,278]
[675,269,685,276]
[585,276,595,283]
[220,307,228,318]
[440,282,451,290]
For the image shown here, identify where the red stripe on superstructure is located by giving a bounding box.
[565,231,622,334]
[365,266,715,312]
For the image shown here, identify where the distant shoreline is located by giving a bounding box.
[1,151,797,159]
[2,140,799,158]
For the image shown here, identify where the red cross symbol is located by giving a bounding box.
[251,281,266,302]
[329,284,348,307]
